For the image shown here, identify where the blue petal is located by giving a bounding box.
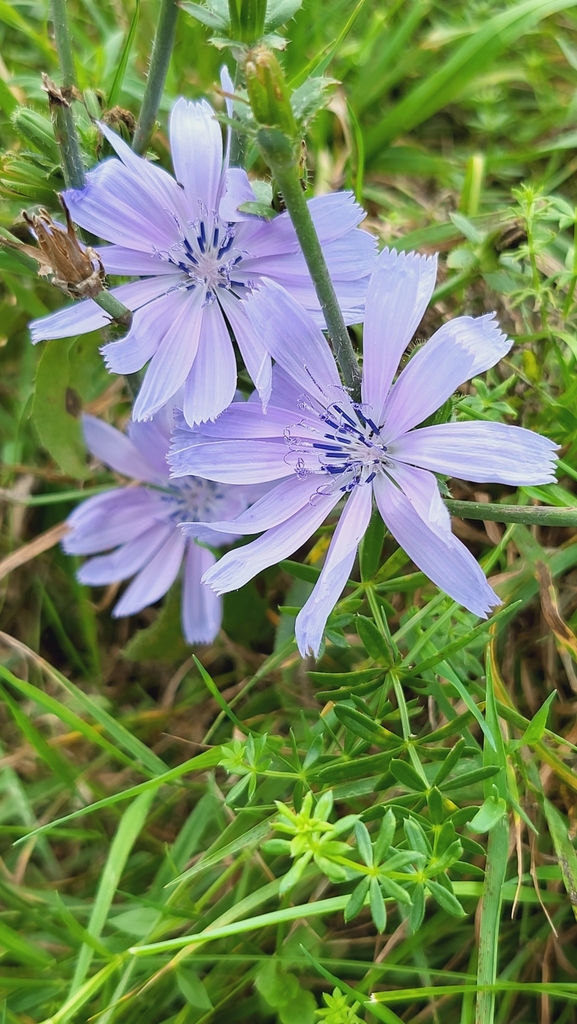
[296,483,372,657]
[83,415,167,485]
[183,302,236,425]
[373,474,500,618]
[391,422,559,485]
[361,248,437,418]
[202,491,340,594]
[182,542,222,644]
[169,98,224,216]
[78,523,170,585]
[113,526,186,616]
[133,287,205,421]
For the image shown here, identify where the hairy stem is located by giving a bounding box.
[132,0,179,155]
[257,128,362,397]
[50,0,77,88]
[229,65,248,168]
[444,499,577,528]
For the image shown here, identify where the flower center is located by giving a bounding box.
[161,477,234,525]
[285,401,389,494]
[154,204,248,301]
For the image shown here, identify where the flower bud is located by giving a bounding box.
[11,107,60,164]
[228,0,267,43]
[244,46,297,137]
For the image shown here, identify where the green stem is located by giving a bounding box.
[229,65,248,168]
[50,0,77,87]
[256,128,362,397]
[475,816,509,1024]
[49,0,85,191]
[132,0,179,155]
[444,499,577,528]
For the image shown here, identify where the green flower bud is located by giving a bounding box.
[244,46,297,137]
[11,107,60,164]
[228,0,267,42]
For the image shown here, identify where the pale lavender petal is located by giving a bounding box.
[382,314,511,442]
[98,245,177,276]
[127,419,172,482]
[184,400,308,440]
[183,302,236,424]
[102,283,190,376]
[169,439,291,483]
[169,98,223,215]
[133,287,205,421]
[113,526,186,617]
[64,489,165,554]
[219,168,259,221]
[246,282,341,401]
[63,159,181,251]
[219,289,272,408]
[31,276,180,345]
[373,474,500,618]
[241,231,376,284]
[78,523,170,585]
[202,491,340,594]
[182,542,222,644]
[238,191,366,259]
[83,414,165,485]
[220,64,234,173]
[95,121,189,224]
[296,483,372,656]
[386,462,451,541]
[185,475,313,536]
[361,248,437,416]
[391,422,558,485]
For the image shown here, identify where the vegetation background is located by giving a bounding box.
[2,0,577,1021]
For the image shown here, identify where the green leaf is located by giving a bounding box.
[467,796,507,834]
[177,969,213,1010]
[374,809,396,863]
[390,759,428,792]
[439,766,500,792]
[179,1,229,29]
[542,799,577,921]
[359,509,385,582]
[355,821,374,866]
[408,883,425,931]
[344,876,370,922]
[426,878,466,918]
[333,704,396,747]
[264,0,303,31]
[369,877,386,933]
[107,0,140,106]
[31,336,90,478]
[356,614,393,664]
[522,691,557,744]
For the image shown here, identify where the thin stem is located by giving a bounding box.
[444,499,577,528]
[49,0,86,191]
[132,0,179,155]
[229,64,248,168]
[257,128,362,397]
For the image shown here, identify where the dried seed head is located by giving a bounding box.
[22,195,104,298]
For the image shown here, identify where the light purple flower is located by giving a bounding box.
[64,409,253,644]
[29,73,376,426]
[168,247,558,657]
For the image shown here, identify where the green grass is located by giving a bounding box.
[2,0,577,1022]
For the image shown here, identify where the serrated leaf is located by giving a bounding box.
[179,1,229,29]
[264,0,303,31]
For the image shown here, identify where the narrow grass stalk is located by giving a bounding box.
[475,817,509,1024]
[132,0,179,155]
[256,128,362,397]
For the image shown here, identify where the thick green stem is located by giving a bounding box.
[257,128,362,397]
[445,499,577,528]
[132,0,179,155]
[50,0,76,88]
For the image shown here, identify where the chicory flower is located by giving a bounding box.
[169,248,558,656]
[64,410,253,644]
[29,75,376,425]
